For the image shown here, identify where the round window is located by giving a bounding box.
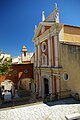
[24,69,28,73]
[13,70,17,75]
[63,73,69,81]
[42,42,46,52]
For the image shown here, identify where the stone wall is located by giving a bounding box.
[64,25,80,43]
[60,43,80,97]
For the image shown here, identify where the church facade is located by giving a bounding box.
[33,4,80,99]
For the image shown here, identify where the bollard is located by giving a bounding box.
[75,93,79,101]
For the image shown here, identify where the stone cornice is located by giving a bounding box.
[40,21,57,26]
[32,23,42,42]
[33,23,63,45]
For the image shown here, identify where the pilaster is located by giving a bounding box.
[49,75,52,94]
[54,32,59,67]
[34,44,37,67]
[38,40,40,67]
[38,69,41,97]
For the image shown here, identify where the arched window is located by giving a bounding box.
[24,52,26,56]
[42,54,47,65]
[43,56,45,65]
[42,42,46,52]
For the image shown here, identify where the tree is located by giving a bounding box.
[0,55,12,75]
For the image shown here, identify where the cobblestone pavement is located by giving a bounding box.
[0,99,80,120]
[0,103,50,120]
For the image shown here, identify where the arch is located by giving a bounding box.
[42,75,50,98]
[18,78,31,91]
[44,78,49,96]
[1,79,15,92]
[1,79,15,100]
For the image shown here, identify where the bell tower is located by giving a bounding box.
[21,45,28,63]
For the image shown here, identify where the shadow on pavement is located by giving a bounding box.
[45,97,80,106]
[0,93,40,109]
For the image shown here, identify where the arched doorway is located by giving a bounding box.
[17,78,32,97]
[44,78,49,97]
[1,80,15,100]
[18,78,31,91]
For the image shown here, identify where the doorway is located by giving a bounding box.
[44,78,49,97]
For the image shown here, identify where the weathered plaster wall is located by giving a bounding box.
[64,25,80,43]
[60,43,80,96]
[0,64,34,89]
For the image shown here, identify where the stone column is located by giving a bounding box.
[56,76,60,93]
[36,73,39,93]
[35,44,37,67]
[34,71,36,92]
[54,33,59,67]
[49,75,52,94]
[38,70,41,97]
[48,38,51,67]
[54,31,60,96]
[52,75,54,93]
[38,41,40,67]
[42,77,44,98]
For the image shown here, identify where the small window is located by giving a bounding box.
[42,54,47,65]
[63,73,69,81]
[24,52,26,56]
[43,56,45,65]
[13,70,17,75]
[24,69,28,73]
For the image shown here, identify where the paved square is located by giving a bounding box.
[0,102,80,120]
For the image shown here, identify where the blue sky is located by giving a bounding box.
[0,0,80,57]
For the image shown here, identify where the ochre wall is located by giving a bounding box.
[60,43,80,96]
[64,25,80,43]
[0,63,34,89]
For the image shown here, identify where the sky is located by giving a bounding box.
[0,0,80,57]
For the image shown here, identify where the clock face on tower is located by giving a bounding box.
[41,26,45,33]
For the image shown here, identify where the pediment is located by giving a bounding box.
[32,3,60,41]
[32,22,56,41]
[45,9,59,23]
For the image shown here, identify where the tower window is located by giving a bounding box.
[24,52,26,56]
